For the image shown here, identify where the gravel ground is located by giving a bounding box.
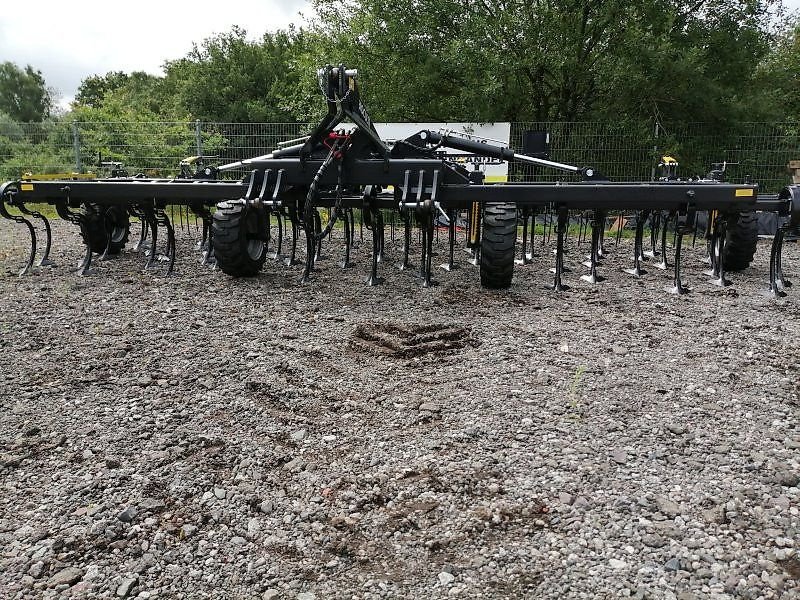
[0,217,798,600]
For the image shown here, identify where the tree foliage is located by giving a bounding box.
[57,2,799,126]
[758,18,800,122]
[310,0,787,124]
[162,26,316,122]
[74,71,131,108]
[0,62,52,122]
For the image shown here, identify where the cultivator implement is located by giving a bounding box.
[1,65,799,298]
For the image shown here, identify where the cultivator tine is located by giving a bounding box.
[71,213,93,275]
[300,209,316,284]
[516,207,531,265]
[0,186,37,276]
[189,206,215,266]
[267,210,284,261]
[623,210,649,278]
[202,220,215,266]
[440,209,457,271]
[704,226,717,276]
[141,210,152,253]
[577,212,588,248]
[263,209,271,257]
[548,206,569,292]
[289,219,301,266]
[76,230,93,275]
[364,206,383,286]
[767,228,787,298]
[644,211,660,259]
[155,208,177,275]
[377,210,385,263]
[142,207,160,270]
[341,208,354,268]
[653,210,675,270]
[75,205,99,276]
[16,203,54,267]
[201,217,209,252]
[313,209,324,262]
[700,212,715,265]
[399,209,412,271]
[776,238,792,291]
[613,214,624,247]
[130,208,150,253]
[529,208,537,259]
[766,213,795,298]
[418,218,427,281]
[51,198,94,276]
[580,210,605,284]
[97,209,116,262]
[597,219,607,258]
[550,209,571,273]
[666,208,696,295]
[285,208,301,267]
[709,215,730,287]
[463,202,481,266]
[544,204,554,245]
[416,210,436,287]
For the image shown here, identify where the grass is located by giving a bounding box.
[517,223,637,239]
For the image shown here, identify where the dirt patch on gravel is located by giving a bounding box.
[0,218,798,599]
[351,322,477,358]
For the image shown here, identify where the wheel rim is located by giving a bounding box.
[111,225,126,243]
[247,239,265,260]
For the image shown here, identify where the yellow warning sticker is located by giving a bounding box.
[20,184,33,191]
[735,188,754,197]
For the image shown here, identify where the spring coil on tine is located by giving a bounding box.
[0,182,37,276]
[16,203,54,267]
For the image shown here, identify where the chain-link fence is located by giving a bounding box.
[509,121,656,183]
[1,119,798,192]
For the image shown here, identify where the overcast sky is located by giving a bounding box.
[0,0,311,109]
[1,0,798,111]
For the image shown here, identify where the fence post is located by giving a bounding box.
[72,121,82,173]
[650,120,659,181]
[195,120,203,156]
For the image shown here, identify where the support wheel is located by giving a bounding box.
[212,201,267,277]
[480,202,517,288]
[723,210,758,271]
[82,204,130,254]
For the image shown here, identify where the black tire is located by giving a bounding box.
[212,201,267,277]
[723,210,758,271]
[480,203,517,288]
[81,204,130,254]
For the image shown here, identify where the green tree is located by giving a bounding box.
[164,26,312,122]
[0,62,52,122]
[756,15,800,122]
[310,0,782,124]
[606,0,782,125]
[73,71,181,118]
[74,71,132,108]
